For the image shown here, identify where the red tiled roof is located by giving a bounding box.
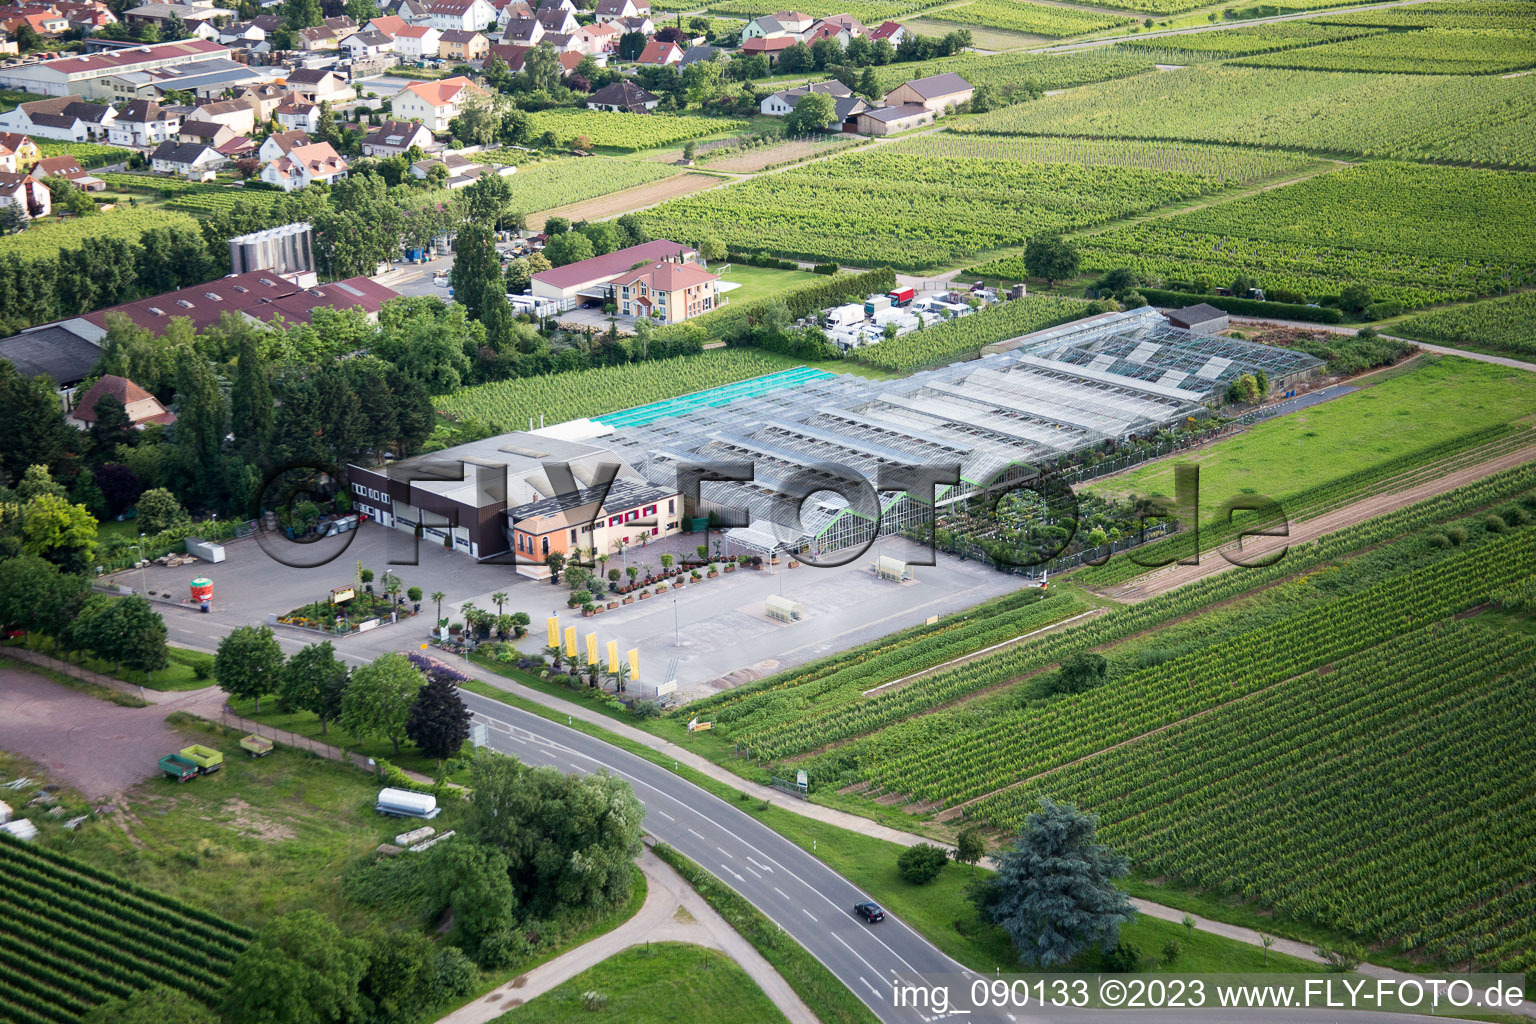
[532,239,695,290]
[742,36,796,52]
[71,374,174,425]
[29,38,224,74]
[401,75,481,107]
[610,260,718,291]
[81,271,398,333]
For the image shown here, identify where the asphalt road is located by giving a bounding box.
[457,688,1495,1024]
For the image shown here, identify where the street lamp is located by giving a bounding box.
[673,597,679,648]
[134,533,148,597]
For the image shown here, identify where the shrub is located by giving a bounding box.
[1316,946,1363,972]
[1161,939,1182,965]
[1100,941,1143,972]
[897,843,950,885]
[1445,525,1467,545]
[1485,514,1507,533]
[1427,532,1451,548]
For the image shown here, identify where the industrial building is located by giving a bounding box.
[0,39,230,96]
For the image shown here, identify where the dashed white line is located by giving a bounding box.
[715,845,734,859]
[802,908,817,922]
[656,810,675,822]
[773,886,790,900]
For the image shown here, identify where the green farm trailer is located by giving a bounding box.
[159,754,199,783]
[179,745,223,774]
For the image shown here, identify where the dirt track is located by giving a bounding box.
[528,173,724,230]
[1099,442,1536,603]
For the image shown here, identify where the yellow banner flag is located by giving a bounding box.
[586,632,598,666]
[564,625,577,658]
[627,648,640,683]
[547,616,559,647]
[607,639,619,673]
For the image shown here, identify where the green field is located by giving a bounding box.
[1070,162,1536,308]
[1114,20,1389,58]
[1231,27,1536,75]
[868,48,1157,92]
[715,263,824,305]
[495,944,788,1024]
[1395,293,1536,358]
[922,0,1135,37]
[0,834,249,1024]
[521,110,747,151]
[963,65,1536,168]
[435,350,817,432]
[641,148,1249,270]
[1081,357,1536,512]
[894,133,1319,183]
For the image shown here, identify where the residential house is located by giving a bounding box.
[436,27,487,60]
[322,14,357,34]
[261,139,347,190]
[0,170,49,219]
[0,138,15,173]
[104,97,177,146]
[360,118,433,157]
[635,38,681,65]
[368,13,408,35]
[32,153,103,191]
[218,19,267,45]
[392,75,483,132]
[592,0,646,23]
[68,374,175,429]
[573,21,618,54]
[500,15,540,44]
[0,38,230,97]
[609,13,650,35]
[395,0,432,22]
[424,0,495,32]
[235,83,287,119]
[538,31,580,52]
[178,118,238,148]
[341,26,395,56]
[803,19,849,47]
[741,10,810,40]
[585,80,656,113]
[0,95,115,142]
[215,134,255,159]
[409,151,511,187]
[390,23,440,58]
[882,71,972,113]
[613,259,719,323]
[490,0,533,29]
[122,2,235,34]
[821,13,865,35]
[60,2,117,34]
[533,4,573,33]
[869,18,904,44]
[760,79,848,116]
[297,23,345,49]
[854,102,929,135]
[489,42,582,74]
[274,98,320,131]
[740,35,796,61]
[2,6,74,36]
[257,127,309,161]
[536,0,574,13]
[250,12,281,31]
[149,139,224,179]
[0,132,41,169]
[508,478,681,565]
[283,68,351,104]
[189,98,255,134]
[679,43,718,67]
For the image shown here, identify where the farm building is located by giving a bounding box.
[1167,302,1230,334]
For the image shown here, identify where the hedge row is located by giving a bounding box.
[1141,288,1345,323]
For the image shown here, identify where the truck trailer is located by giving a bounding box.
[375,787,441,820]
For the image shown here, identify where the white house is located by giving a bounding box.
[341,27,395,56]
[0,96,116,142]
[274,98,321,132]
[741,10,810,40]
[261,140,348,190]
[105,98,178,147]
[0,171,50,220]
[361,119,434,157]
[869,19,906,45]
[392,75,483,132]
[189,98,255,135]
[257,128,311,162]
[282,69,351,105]
[592,0,647,23]
[760,79,850,116]
[424,0,496,32]
[150,140,224,180]
[391,23,441,58]
[534,5,576,33]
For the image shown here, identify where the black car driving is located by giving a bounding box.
[853,901,885,923]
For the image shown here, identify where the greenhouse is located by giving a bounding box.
[589,308,1322,555]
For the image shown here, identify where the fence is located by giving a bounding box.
[0,646,137,697]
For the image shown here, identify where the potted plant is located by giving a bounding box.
[661,553,674,573]
[623,594,635,605]
[751,555,763,570]
[696,544,708,562]
[690,569,702,581]
[655,583,668,593]
[448,621,463,636]
[608,568,622,590]
[510,611,530,638]
[582,602,596,617]
[607,600,618,610]
[361,567,375,593]
[408,585,422,612]
[569,589,591,608]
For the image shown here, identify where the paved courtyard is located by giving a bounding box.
[509,535,1029,701]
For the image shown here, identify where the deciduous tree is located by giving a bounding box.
[222,909,368,1024]
[340,652,424,754]
[215,625,286,713]
[406,669,472,763]
[279,640,349,732]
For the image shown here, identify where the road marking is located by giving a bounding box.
[656,810,675,822]
[802,908,817,922]
[687,827,710,842]
[716,845,734,859]
[859,977,879,997]
[742,866,761,879]
[747,856,773,873]
[833,931,886,978]
[773,886,790,900]
[724,865,745,883]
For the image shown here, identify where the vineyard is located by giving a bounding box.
[706,0,946,25]
[521,110,746,151]
[1316,0,1536,29]
[32,139,132,169]
[974,621,1536,971]
[99,174,287,215]
[485,157,678,214]
[1396,293,1536,358]
[900,133,1318,183]
[867,49,1157,93]
[1232,27,1536,75]
[640,150,1236,270]
[1070,162,1536,308]
[856,512,1536,809]
[434,350,808,431]
[924,0,1134,37]
[1114,21,1389,58]
[699,458,1536,760]
[849,294,1089,372]
[0,206,199,259]
[0,837,250,1023]
[963,66,1536,169]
